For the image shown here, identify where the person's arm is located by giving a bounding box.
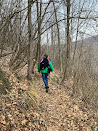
[38,62,40,72]
[49,61,53,72]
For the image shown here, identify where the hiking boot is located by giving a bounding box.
[46,86,49,93]
[45,86,49,89]
[46,88,48,93]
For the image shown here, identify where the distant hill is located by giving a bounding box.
[76,35,98,50]
[83,35,98,45]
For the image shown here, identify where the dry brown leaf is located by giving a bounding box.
[79,122,83,127]
[83,126,91,131]
[73,105,79,111]
[0,123,2,128]
[21,119,28,125]
[1,120,6,125]
[16,122,20,129]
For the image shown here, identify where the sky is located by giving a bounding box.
[18,0,98,42]
[2,0,98,43]
[40,0,98,43]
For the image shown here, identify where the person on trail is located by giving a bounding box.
[38,54,53,93]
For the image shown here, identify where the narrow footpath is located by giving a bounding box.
[36,72,97,131]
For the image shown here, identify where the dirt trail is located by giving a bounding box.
[0,64,97,130]
[36,72,97,131]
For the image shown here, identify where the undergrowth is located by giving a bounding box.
[23,79,39,110]
[0,68,11,95]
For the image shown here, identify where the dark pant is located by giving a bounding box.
[42,73,48,87]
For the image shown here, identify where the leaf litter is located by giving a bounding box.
[0,67,97,131]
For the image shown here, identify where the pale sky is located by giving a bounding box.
[2,0,98,43]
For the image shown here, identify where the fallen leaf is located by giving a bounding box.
[1,120,6,125]
[21,119,28,125]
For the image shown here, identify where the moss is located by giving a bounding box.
[0,68,11,95]
[0,84,7,94]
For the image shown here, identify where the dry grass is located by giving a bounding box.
[23,87,39,109]
[71,47,98,111]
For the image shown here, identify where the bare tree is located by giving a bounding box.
[53,1,63,72]
[27,0,33,80]
[61,0,71,83]
[36,0,42,61]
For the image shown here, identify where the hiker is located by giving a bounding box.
[38,54,53,92]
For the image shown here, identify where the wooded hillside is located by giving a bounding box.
[0,0,98,130]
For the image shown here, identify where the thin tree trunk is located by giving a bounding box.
[51,26,55,62]
[17,11,21,52]
[66,0,70,59]
[53,1,62,72]
[17,1,21,53]
[61,0,70,83]
[36,0,41,61]
[27,0,33,80]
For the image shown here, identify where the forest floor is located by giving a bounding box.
[36,71,98,131]
[0,61,98,131]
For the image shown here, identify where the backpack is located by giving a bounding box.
[40,58,49,70]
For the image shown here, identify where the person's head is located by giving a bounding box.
[44,54,48,58]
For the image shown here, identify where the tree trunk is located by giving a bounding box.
[27,0,33,80]
[36,0,42,61]
[53,1,62,72]
[66,0,70,59]
[51,26,55,63]
[61,0,70,83]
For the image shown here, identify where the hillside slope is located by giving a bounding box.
[0,66,97,131]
